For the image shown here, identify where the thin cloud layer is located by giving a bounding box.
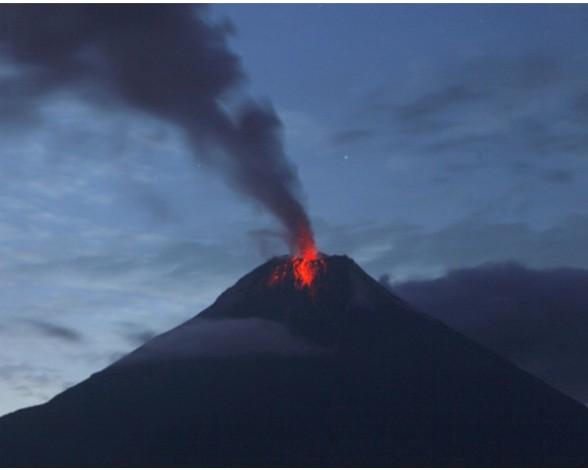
[119,318,328,363]
[24,320,83,343]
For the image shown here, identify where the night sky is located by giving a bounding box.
[2,4,588,415]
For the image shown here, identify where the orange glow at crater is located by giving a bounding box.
[268,235,325,290]
[291,251,323,288]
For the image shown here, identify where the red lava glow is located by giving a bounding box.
[291,254,325,289]
[268,231,325,290]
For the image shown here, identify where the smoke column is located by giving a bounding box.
[0,5,315,255]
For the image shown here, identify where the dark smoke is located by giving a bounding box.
[0,5,314,254]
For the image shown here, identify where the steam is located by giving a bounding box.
[0,5,315,254]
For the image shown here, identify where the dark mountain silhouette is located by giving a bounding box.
[1,255,587,466]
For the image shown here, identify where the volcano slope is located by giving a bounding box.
[0,255,587,466]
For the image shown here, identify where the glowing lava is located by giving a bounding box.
[268,234,325,290]
[268,254,325,290]
[291,253,325,289]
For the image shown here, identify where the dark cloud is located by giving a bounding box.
[316,214,588,285]
[24,320,83,343]
[117,321,160,347]
[365,55,561,122]
[418,119,588,167]
[388,262,588,404]
[397,84,482,126]
[350,214,588,280]
[330,128,373,146]
[0,5,315,254]
[541,169,575,184]
[125,329,157,347]
[572,91,588,119]
[424,132,496,154]
[0,77,43,130]
[351,53,588,170]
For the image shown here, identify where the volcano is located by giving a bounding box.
[1,255,587,466]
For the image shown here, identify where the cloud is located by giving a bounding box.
[119,318,328,363]
[330,128,373,146]
[330,214,588,281]
[423,132,496,154]
[0,363,64,406]
[541,168,575,184]
[572,90,588,119]
[124,328,158,347]
[396,84,482,131]
[341,52,588,181]
[389,262,588,404]
[24,320,83,343]
[0,221,263,416]
[390,55,563,127]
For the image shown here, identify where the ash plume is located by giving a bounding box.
[0,5,314,254]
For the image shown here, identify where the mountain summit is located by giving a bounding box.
[1,255,587,466]
[121,255,423,362]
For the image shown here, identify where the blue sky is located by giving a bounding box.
[1,4,588,415]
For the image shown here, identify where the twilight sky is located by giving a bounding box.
[2,4,588,415]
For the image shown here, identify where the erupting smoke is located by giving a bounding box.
[0,5,316,256]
